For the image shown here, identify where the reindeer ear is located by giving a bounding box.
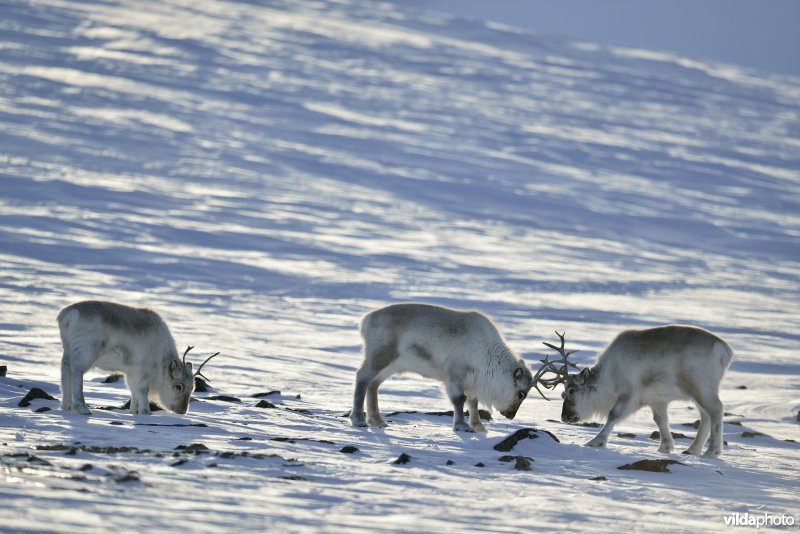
[514,367,524,381]
[578,367,591,384]
[168,359,183,378]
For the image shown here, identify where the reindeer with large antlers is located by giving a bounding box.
[536,326,733,457]
[57,301,220,415]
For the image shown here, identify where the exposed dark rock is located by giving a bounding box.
[109,421,124,425]
[205,395,241,403]
[339,446,359,454]
[280,475,307,481]
[37,444,150,454]
[79,464,93,471]
[114,472,140,483]
[682,420,701,429]
[97,400,163,412]
[253,391,281,398]
[726,421,743,426]
[286,408,312,414]
[171,459,187,467]
[175,443,209,454]
[617,432,637,438]
[18,387,57,407]
[35,407,52,413]
[271,437,335,445]
[446,460,455,465]
[514,457,533,471]
[784,439,796,443]
[385,409,492,420]
[796,410,799,422]
[103,373,124,384]
[475,462,485,468]
[134,423,207,427]
[2,453,53,466]
[649,431,691,440]
[1,452,45,464]
[736,385,747,390]
[498,455,534,471]
[0,365,6,377]
[194,376,210,392]
[724,412,744,417]
[493,428,560,452]
[393,453,411,465]
[548,419,603,428]
[618,459,684,473]
[255,400,277,409]
[589,476,608,481]
[741,431,764,438]
[236,437,253,441]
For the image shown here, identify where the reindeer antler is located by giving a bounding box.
[182,346,194,365]
[194,352,220,382]
[532,331,580,400]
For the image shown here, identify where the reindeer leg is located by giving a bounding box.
[467,397,486,432]
[69,364,91,415]
[366,378,387,427]
[60,350,73,411]
[446,382,473,433]
[651,402,674,453]
[683,402,710,455]
[586,394,634,448]
[351,364,376,427]
[132,382,151,415]
[696,392,723,458]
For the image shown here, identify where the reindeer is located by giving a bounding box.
[351,303,534,433]
[57,300,219,415]
[535,326,733,457]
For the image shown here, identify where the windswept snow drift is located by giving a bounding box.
[1,0,798,531]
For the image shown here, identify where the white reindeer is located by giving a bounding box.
[57,300,217,415]
[557,325,733,457]
[350,303,534,432]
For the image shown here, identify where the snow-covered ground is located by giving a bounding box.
[1,0,798,531]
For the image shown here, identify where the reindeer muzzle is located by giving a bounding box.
[561,412,579,424]
[501,408,518,420]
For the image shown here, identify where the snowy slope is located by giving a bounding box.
[1,0,799,531]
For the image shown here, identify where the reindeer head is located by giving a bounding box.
[498,362,533,419]
[159,346,220,414]
[561,367,598,423]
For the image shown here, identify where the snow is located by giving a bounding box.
[1,0,798,531]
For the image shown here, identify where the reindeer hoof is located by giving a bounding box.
[74,403,92,416]
[658,444,675,454]
[702,449,720,458]
[585,437,606,448]
[367,416,387,428]
[453,422,475,433]
[470,423,487,433]
[681,448,701,456]
[350,411,368,427]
